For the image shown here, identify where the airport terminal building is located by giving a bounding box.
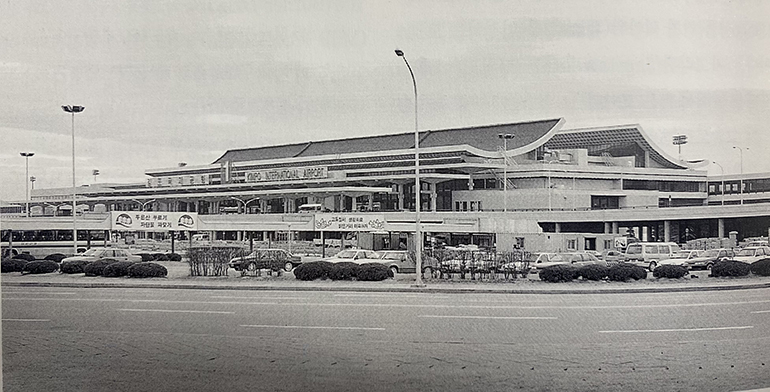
[9,118,770,253]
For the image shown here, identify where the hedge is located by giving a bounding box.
[711,260,750,277]
[539,264,580,283]
[293,261,334,281]
[579,264,609,281]
[652,265,689,279]
[750,258,770,276]
[128,262,168,278]
[102,261,136,277]
[153,253,169,261]
[84,259,118,276]
[21,260,59,274]
[356,263,392,281]
[168,253,183,262]
[13,253,36,262]
[44,253,68,263]
[607,263,648,282]
[1,258,28,273]
[138,253,155,262]
[60,259,91,274]
[327,262,361,281]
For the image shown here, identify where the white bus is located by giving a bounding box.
[1,229,108,259]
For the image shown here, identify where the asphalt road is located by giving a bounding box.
[3,286,770,392]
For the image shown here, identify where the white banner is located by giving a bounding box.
[314,214,386,232]
[110,212,198,231]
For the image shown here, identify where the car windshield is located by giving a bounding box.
[703,250,720,257]
[334,250,357,259]
[672,251,692,259]
[81,248,102,256]
[736,248,757,257]
[381,252,404,260]
[549,254,575,263]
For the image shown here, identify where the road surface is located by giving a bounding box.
[3,286,770,391]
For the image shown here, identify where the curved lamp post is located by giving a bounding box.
[395,49,424,286]
[62,105,85,254]
[712,161,725,206]
[732,146,748,205]
[20,152,34,217]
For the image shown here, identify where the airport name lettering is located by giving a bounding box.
[246,166,328,183]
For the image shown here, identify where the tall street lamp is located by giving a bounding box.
[20,152,34,217]
[498,134,514,212]
[62,105,85,254]
[712,161,724,206]
[395,49,424,287]
[732,146,748,205]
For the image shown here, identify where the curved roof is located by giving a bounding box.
[545,124,686,169]
[213,118,564,164]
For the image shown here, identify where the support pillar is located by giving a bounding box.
[397,185,405,211]
[430,183,437,212]
[718,218,725,238]
[612,222,619,234]
[664,220,671,243]
[604,222,611,234]
[554,223,561,233]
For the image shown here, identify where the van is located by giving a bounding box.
[623,242,681,271]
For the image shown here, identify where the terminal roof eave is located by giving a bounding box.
[30,186,396,204]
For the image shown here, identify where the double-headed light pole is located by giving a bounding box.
[62,105,85,254]
[395,49,424,286]
[20,152,35,217]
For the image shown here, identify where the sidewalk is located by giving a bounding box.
[3,262,770,294]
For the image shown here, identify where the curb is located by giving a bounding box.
[4,280,770,295]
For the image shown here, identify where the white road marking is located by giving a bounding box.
[210,296,309,300]
[241,324,385,331]
[334,293,451,299]
[118,309,235,314]
[1,291,77,295]
[419,315,556,320]
[751,310,770,314]
[599,326,754,334]
[2,318,50,322]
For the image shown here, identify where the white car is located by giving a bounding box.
[322,249,381,264]
[61,248,142,263]
[732,246,770,264]
[658,250,701,268]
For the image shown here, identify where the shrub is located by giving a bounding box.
[579,264,609,281]
[187,246,241,277]
[13,253,36,262]
[711,260,750,277]
[21,260,59,274]
[168,253,182,262]
[60,259,90,274]
[750,258,770,276]
[539,264,580,283]
[128,262,168,278]
[84,259,118,276]
[44,253,67,263]
[102,261,136,278]
[327,262,361,281]
[607,263,648,282]
[138,253,155,262]
[153,253,170,261]
[293,261,333,281]
[356,263,392,281]
[1,258,28,273]
[652,265,689,279]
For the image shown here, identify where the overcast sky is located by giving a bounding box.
[1,0,769,202]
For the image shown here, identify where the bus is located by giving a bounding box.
[1,229,109,259]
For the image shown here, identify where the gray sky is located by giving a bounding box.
[1,0,769,202]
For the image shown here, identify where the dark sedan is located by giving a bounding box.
[228,249,302,272]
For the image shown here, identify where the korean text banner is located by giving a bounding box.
[110,212,198,231]
[314,214,386,232]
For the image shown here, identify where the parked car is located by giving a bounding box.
[322,249,381,264]
[683,248,735,270]
[61,247,142,264]
[623,242,681,271]
[600,250,625,265]
[732,246,770,264]
[657,250,701,268]
[376,250,439,275]
[228,248,302,272]
[532,252,604,271]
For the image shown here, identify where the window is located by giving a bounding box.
[604,239,613,249]
[566,239,577,250]
[644,245,658,254]
[515,237,525,249]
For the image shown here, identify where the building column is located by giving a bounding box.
[368,193,374,210]
[664,220,671,243]
[604,222,611,234]
[611,222,619,234]
[554,223,561,233]
[397,185,405,211]
[718,218,725,238]
[430,183,437,212]
[468,174,474,190]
